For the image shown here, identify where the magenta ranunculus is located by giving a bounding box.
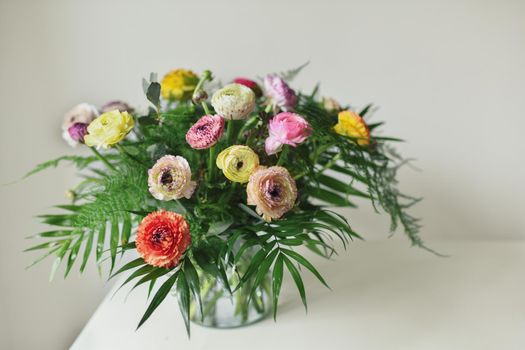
[185,114,225,150]
[67,122,89,144]
[264,74,298,112]
[265,112,311,155]
[233,77,262,97]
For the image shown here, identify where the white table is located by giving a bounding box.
[71,238,525,350]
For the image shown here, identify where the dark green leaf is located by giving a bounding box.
[109,257,145,280]
[283,255,307,311]
[308,187,356,207]
[146,82,161,108]
[64,233,83,277]
[137,271,179,330]
[272,254,284,320]
[121,213,132,246]
[176,272,191,336]
[281,248,330,289]
[183,258,202,320]
[80,230,95,272]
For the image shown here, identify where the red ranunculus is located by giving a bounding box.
[136,211,191,268]
[233,77,262,97]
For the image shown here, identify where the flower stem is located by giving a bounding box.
[226,120,236,145]
[90,147,116,171]
[276,145,289,166]
[207,145,217,182]
[202,102,211,115]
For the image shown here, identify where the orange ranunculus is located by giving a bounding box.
[136,211,191,268]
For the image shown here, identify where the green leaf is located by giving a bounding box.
[138,116,158,125]
[121,213,132,246]
[96,224,106,264]
[28,230,74,239]
[239,241,276,287]
[176,272,191,337]
[281,248,330,289]
[248,249,278,304]
[272,254,284,320]
[183,258,202,320]
[37,214,74,227]
[283,255,307,311]
[308,187,356,207]
[237,203,265,222]
[24,240,64,252]
[64,233,84,277]
[80,230,95,273]
[128,267,172,295]
[146,82,161,108]
[207,218,233,235]
[49,239,72,281]
[317,174,370,199]
[109,220,119,273]
[137,271,179,330]
[115,264,155,295]
[24,155,98,178]
[109,257,145,280]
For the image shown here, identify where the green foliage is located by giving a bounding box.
[25,69,428,335]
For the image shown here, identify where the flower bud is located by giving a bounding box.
[192,89,208,105]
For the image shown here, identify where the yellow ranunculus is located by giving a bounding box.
[216,145,259,183]
[333,110,370,146]
[160,69,199,101]
[84,110,134,149]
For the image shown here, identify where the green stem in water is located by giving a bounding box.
[90,147,116,171]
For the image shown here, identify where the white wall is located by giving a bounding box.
[1,0,524,349]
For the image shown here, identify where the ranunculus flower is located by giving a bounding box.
[216,145,259,183]
[233,77,262,97]
[265,112,311,155]
[136,211,191,268]
[264,74,298,112]
[100,100,134,114]
[83,110,134,149]
[246,166,297,222]
[333,110,370,146]
[322,97,342,113]
[61,103,99,147]
[161,69,199,101]
[67,123,89,144]
[185,115,225,150]
[211,83,256,120]
[148,155,196,200]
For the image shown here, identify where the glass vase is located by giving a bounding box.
[189,255,271,328]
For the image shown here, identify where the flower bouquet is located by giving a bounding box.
[26,65,427,335]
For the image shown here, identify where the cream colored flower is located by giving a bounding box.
[148,155,196,200]
[211,83,256,120]
[246,166,297,222]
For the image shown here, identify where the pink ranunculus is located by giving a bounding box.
[233,77,262,97]
[185,114,225,150]
[265,112,311,155]
[264,74,298,112]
